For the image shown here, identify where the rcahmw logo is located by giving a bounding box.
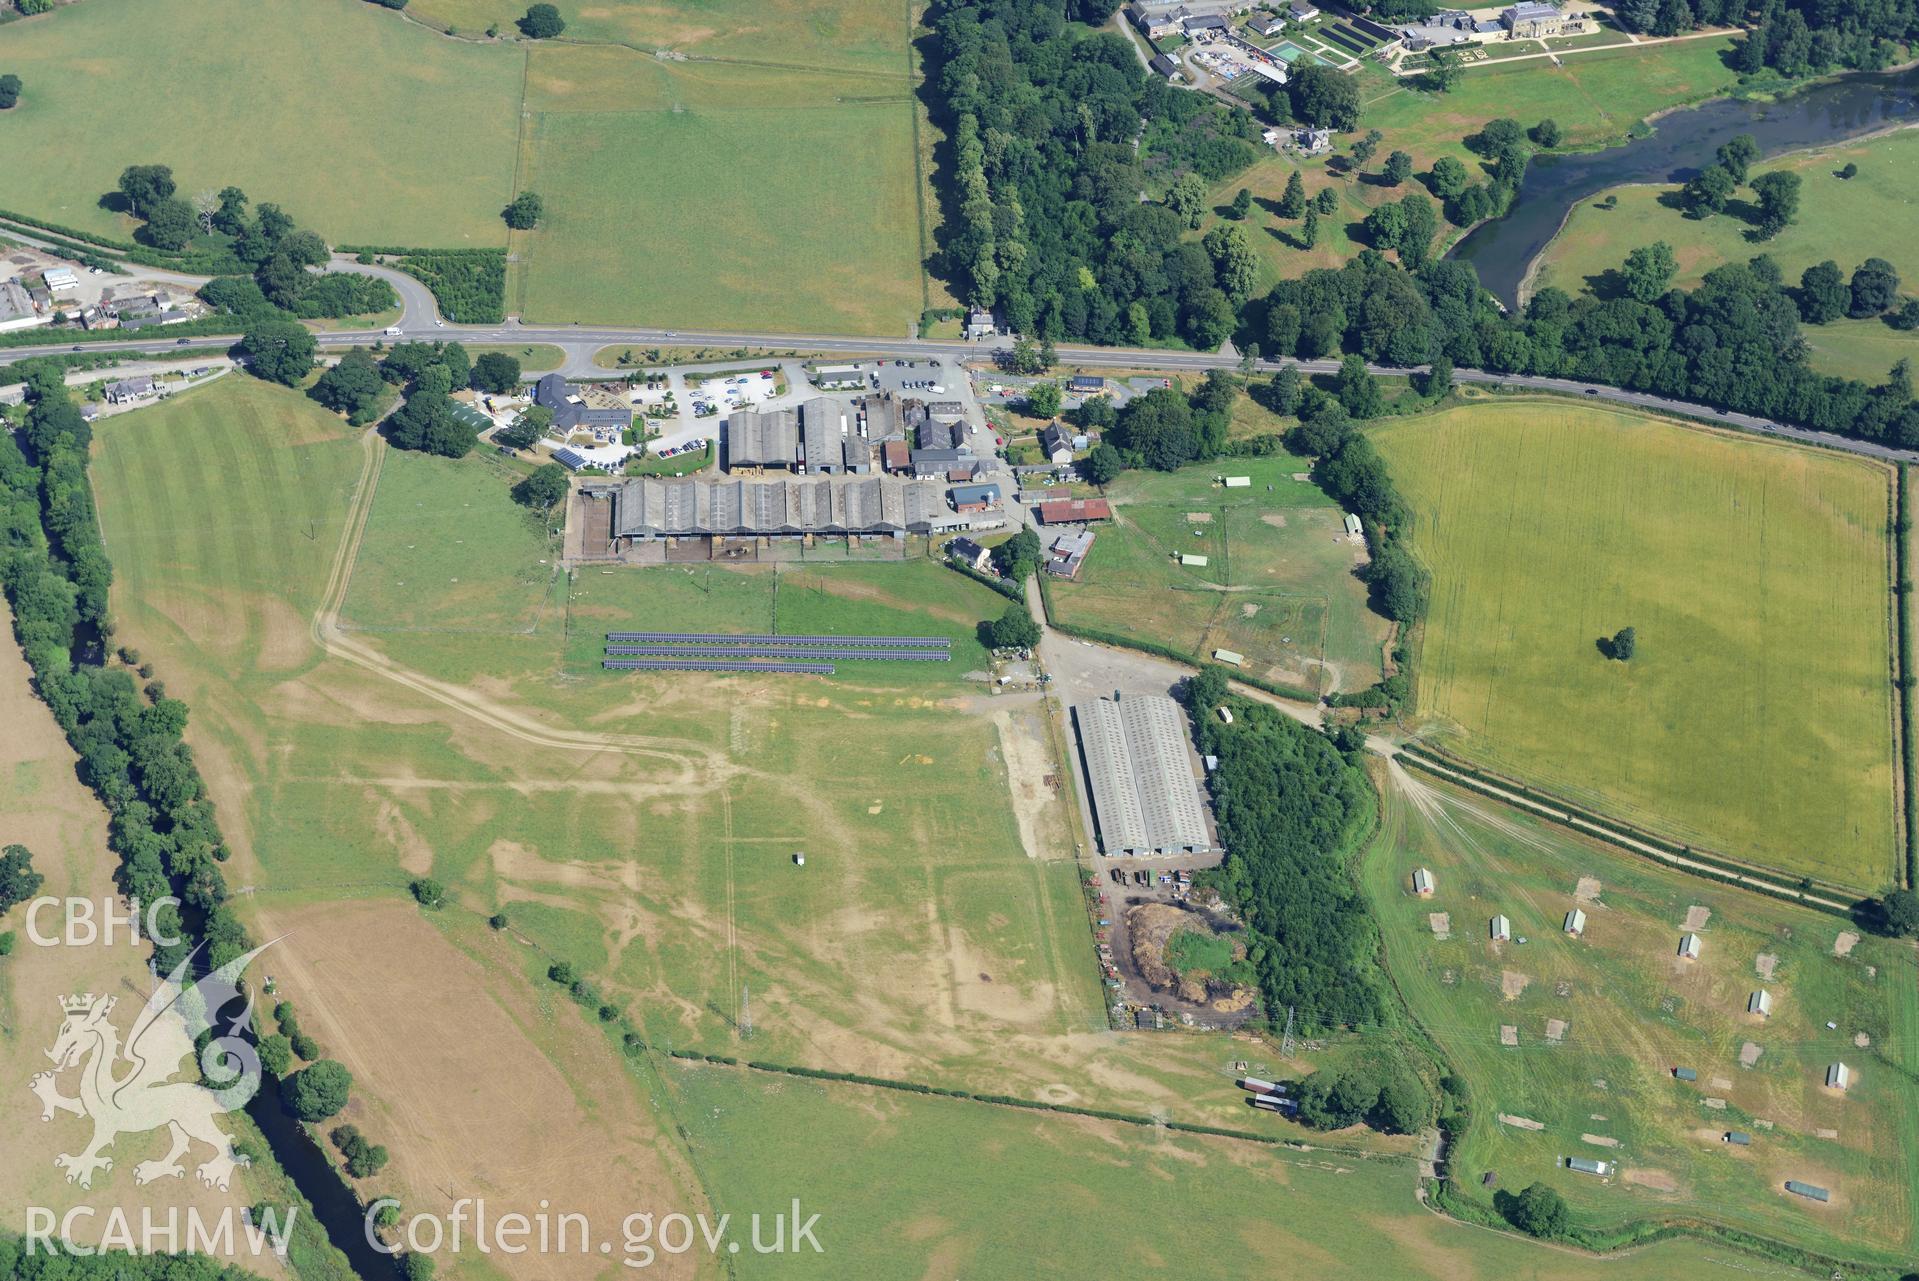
[28,938,274,1192]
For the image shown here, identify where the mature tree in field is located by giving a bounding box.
[1165,173,1208,230]
[1880,887,1919,937]
[212,186,250,236]
[309,350,387,422]
[400,1252,435,1281]
[1427,155,1469,200]
[1083,442,1123,485]
[470,351,522,393]
[1313,187,1339,215]
[282,1060,352,1122]
[1006,336,1046,375]
[1277,170,1307,218]
[1607,625,1636,660]
[240,319,316,387]
[1798,259,1848,322]
[1750,170,1801,238]
[1424,48,1461,92]
[385,391,475,458]
[1680,163,1736,218]
[1893,299,1919,331]
[1529,118,1561,148]
[1350,129,1381,167]
[1849,258,1901,317]
[517,3,564,37]
[1024,380,1062,417]
[1300,207,1320,250]
[0,844,44,915]
[1288,66,1360,132]
[987,604,1042,650]
[408,877,446,908]
[1716,133,1760,183]
[1837,161,1859,179]
[502,191,544,230]
[1382,150,1414,186]
[1618,241,1677,303]
[1203,223,1260,304]
[1504,1183,1569,1238]
[140,197,199,251]
[1112,386,1198,471]
[1470,118,1525,156]
[116,164,176,218]
[0,75,22,110]
[1267,364,1303,415]
[1228,187,1253,220]
[994,527,1041,580]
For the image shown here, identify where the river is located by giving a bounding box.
[1447,64,1919,309]
[247,1092,405,1280]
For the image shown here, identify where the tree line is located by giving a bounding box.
[0,364,377,1181]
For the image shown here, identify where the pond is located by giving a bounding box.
[1447,65,1919,309]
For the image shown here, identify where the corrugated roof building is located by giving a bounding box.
[1072,694,1213,856]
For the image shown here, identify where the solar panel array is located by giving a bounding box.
[600,631,951,676]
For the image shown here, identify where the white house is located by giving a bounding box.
[42,266,79,294]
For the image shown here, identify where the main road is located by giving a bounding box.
[6,246,1911,464]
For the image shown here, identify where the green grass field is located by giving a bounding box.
[513,48,925,333]
[407,0,914,72]
[1528,127,1919,381]
[661,1061,1855,1279]
[1373,401,1897,887]
[1045,449,1390,693]
[0,0,522,246]
[1363,764,1919,1264]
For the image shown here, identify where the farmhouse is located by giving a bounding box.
[1249,12,1287,35]
[1500,1,1565,36]
[1039,498,1112,525]
[945,536,992,573]
[588,475,952,544]
[1563,908,1586,937]
[1039,423,1076,465]
[1679,932,1703,960]
[1045,529,1096,578]
[1490,914,1511,942]
[1749,989,1773,1017]
[1288,1,1318,19]
[1071,693,1214,856]
[964,308,997,340]
[534,372,632,434]
[1826,1061,1851,1090]
[104,375,159,405]
[949,482,1000,513]
[727,407,800,471]
[1412,867,1435,897]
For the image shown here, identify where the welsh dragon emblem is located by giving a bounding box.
[29,940,275,1191]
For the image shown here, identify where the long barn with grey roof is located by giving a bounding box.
[1072,694,1213,856]
[590,475,956,543]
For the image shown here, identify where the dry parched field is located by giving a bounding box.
[1373,401,1897,888]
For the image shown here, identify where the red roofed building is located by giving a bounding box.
[1038,498,1112,525]
[882,440,911,474]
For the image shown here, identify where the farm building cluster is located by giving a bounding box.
[1072,693,1216,857]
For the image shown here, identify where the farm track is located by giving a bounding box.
[309,424,732,779]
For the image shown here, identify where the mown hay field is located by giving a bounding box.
[1363,765,1919,1265]
[512,47,926,334]
[1373,401,1896,887]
